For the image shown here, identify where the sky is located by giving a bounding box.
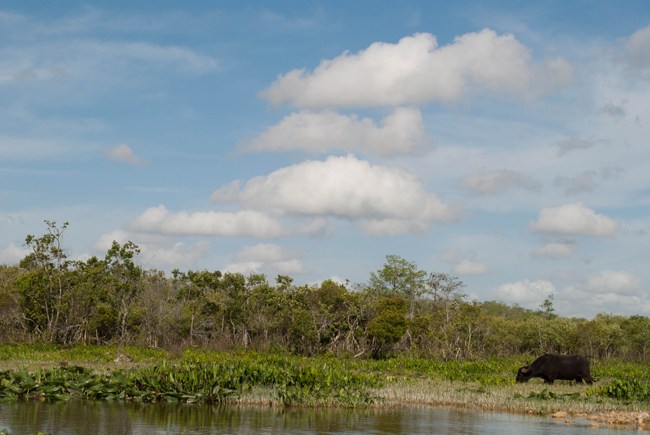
[2,0,650,319]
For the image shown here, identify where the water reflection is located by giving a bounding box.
[0,401,642,435]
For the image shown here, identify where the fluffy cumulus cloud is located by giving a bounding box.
[0,243,30,265]
[92,229,211,268]
[582,270,644,296]
[211,154,463,235]
[492,279,557,309]
[557,271,648,317]
[224,243,310,275]
[261,30,572,108]
[528,202,620,237]
[128,205,292,239]
[458,170,541,195]
[531,241,579,259]
[439,249,490,275]
[238,107,432,157]
[622,24,650,78]
[103,144,150,166]
[554,167,625,195]
[453,260,490,275]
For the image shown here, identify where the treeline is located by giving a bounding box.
[1,221,649,361]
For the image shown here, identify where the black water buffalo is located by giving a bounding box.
[516,354,593,385]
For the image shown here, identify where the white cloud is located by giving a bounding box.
[458,170,541,194]
[260,30,572,108]
[103,144,150,166]
[143,241,211,267]
[622,24,650,77]
[224,243,310,276]
[92,229,211,268]
[583,270,644,296]
[528,202,620,237]
[128,205,291,239]
[211,154,463,235]
[0,242,30,265]
[492,279,556,309]
[439,249,489,275]
[238,107,432,157]
[554,167,625,195]
[557,271,648,317]
[453,259,490,275]
[531,242,579,259]
[92,229,130,251]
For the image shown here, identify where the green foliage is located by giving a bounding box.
[0,349,385,407]
[368,255,427,302]
[537,294,557,320]
[591,378,650,401]
[5,222,650,362]
[367,297,408,356]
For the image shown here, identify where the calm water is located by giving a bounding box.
[0,402,642,435]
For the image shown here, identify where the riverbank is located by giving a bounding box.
[1,344,649,430]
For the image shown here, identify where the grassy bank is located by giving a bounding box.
[1,344,650,428]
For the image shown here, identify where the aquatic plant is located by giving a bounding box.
[589,378,650,402]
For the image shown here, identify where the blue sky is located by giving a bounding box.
[3,1,650,318]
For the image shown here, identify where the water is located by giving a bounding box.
[0,402,641,435]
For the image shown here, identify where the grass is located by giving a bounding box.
[1,344,650,417]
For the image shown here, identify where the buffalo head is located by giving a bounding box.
[516,365,532,383]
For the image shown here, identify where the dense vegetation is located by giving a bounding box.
[1,344,649,410]
[1,221,650,362]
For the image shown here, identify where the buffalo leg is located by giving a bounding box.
[575,377,583,384]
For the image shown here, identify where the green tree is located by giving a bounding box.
[104,241,143,344]
[367,296,408,357]
[368,255,427,317]
[427,273,466,323]
[172,269,222,344]
[538,294,557,319]
[17,221,71,340]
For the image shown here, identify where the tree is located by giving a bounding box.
[368,255,427,317]
[427,273,466,323]
[172,269,222,344]
[17,221,71,340]
[104,241,143,344]
[367,296,408,357]
[538,294,557,319]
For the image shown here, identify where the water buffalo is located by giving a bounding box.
[516,354,593,384]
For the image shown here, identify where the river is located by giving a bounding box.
[0,402,641,434]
